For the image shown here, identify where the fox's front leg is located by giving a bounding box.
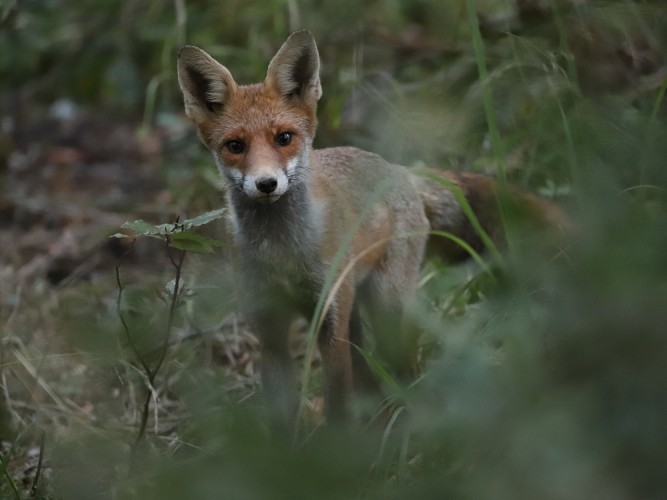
[248,307,297,429]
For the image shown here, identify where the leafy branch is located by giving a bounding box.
[111,209,226,450]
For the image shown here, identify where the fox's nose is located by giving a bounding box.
[256,177,278,194]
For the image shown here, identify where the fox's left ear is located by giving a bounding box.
[266,30,322,105]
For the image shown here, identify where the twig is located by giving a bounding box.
[30,431,46,498]
[135,380,156,445]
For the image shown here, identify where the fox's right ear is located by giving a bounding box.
[177,46,237,124]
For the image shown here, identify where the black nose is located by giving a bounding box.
[256,177,278,194]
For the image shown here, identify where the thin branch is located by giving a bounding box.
[151,242,186,382]
[115,239,150,375]
[134,239,186,445]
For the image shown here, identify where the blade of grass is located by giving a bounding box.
[398,425,411,481]
[11,347,92,419]
[352,344,402,396]
[465,0,506,184]
[374,406,406,469]
[429,230,493,276]
[638,78,667,197]
[420,170,504,267]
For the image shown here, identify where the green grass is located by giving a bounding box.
[2,1,667,498]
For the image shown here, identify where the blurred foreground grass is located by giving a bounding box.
[1,1,667,499]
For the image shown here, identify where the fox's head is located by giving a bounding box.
[177,31,322,203]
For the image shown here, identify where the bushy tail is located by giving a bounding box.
[415,170,567,262]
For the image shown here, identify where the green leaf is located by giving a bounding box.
[118,209,226,241]
[168,231,224,254]
[120,219,165,236]
[179,208,227,229]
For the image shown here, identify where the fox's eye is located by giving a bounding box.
[275,132,293,147]
[225,140,245,154]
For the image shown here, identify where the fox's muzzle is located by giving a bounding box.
[243,170,288,203]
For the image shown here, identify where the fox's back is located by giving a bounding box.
[313,147,418,205]
[310,147,429,273]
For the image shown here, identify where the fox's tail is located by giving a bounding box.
[415,170,568,261]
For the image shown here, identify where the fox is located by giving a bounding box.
[176,30,562,425]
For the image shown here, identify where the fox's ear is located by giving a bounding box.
[177,46,237,124]
[266,30,322,105]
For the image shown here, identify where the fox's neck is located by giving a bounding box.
[227,176,320,267]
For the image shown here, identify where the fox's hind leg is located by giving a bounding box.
[360,281,419,381]
[359,228,428,381]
